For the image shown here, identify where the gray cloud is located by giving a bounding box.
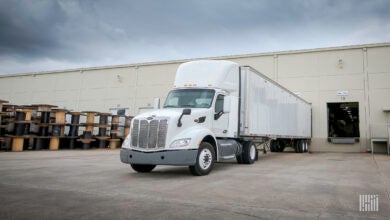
[0,0,390,74]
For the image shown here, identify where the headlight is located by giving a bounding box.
[170,138,191,148]
[122,135,131,149]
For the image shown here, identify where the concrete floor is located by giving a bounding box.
[0,150,389,220]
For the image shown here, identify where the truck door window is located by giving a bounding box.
[166,97,178,106]
[214,95,224,120]
[215,95,224,113]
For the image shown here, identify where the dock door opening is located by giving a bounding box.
[327,102,360,141]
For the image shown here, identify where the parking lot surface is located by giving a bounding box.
[0,150,389,219]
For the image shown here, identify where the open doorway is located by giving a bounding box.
[327,102,360,140]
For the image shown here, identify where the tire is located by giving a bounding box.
[294,140,300,153]
[295,140,304,153]
[236,153,244,164]
[278,141,286,152]
[241,141,257,164]
[189,142,215,176]
[303,140,308,152]
[131,164,156,173]
[270,140,277,152]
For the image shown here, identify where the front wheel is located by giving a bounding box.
[189,142,215,176]
[131,164,156,173]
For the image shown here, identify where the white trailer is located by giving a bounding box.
[121,60,312,175]
[239,66,312,152]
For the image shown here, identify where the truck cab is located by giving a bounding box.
[120,60,257,176]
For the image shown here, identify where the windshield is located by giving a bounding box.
[163,89,215,108]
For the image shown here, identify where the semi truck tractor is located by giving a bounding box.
[120,60,312,176]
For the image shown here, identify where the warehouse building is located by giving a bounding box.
[0,43,389,153]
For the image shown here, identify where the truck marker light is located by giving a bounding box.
[185,83,196,87]
[197,140,201,147]
[208,84,213,87]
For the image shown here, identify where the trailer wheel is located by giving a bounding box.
[295,140,305,153]
[278,141,286,152]
[294,140,300,153]
[130,164,156,173]
[301,140,306,153]
[242,141,257,164]
[189,142,215,176]
[303,140,308,152]
[270,140,277,152]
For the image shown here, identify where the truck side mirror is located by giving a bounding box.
[223,96,231,113]
[178,108,191,127]
[182,108,191,115]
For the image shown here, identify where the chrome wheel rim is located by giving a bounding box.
[249,144,256,160]
[199,148,212,170]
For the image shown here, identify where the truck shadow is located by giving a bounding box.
[127,153,303,178]
[128,162,239,178]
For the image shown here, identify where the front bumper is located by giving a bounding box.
[120,148,198,166]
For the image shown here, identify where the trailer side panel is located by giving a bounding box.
[239,66,311,138]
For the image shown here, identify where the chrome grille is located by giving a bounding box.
[131,120,139,147]
[139,120,149,148]
[148,120,158,148]
[157,120,168,148]
[131,119,168,149]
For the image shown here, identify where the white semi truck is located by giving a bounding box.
[120,60,311,175]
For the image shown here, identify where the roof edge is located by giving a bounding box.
[1,42,390,78]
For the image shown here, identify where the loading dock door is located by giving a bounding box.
[327,102,360,140]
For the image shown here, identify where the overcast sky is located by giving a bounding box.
[0,0,389,75]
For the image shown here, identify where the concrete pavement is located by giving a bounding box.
[0,150,389,219]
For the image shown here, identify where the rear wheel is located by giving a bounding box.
[294,140,300,153]
[236,152,243,164]
[278,141,286,152]
[270,140,277,152]
[189,142,215,176]
[303,140,308,152]
[242,141,257,164]
[295,140,305,153]
[130,164,156,173]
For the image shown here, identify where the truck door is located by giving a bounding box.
[212,94,229,136]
